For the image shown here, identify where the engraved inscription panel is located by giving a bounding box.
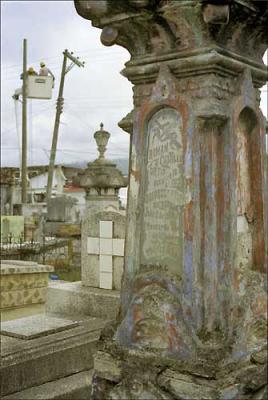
[141,108,184,275]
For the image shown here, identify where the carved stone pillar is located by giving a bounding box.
[75,1,267,398]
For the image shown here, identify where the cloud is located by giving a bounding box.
[1,1,132,167]
[1,2,267,167]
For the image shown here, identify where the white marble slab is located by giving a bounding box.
[100,238,113,255]
[100,220,113,238]
[99,255,113,273]
[99,272,113,290]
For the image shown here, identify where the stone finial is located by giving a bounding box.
[75,124,127,192]
[94,123,110,161]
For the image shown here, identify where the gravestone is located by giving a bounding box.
[83,212,125,290]
[4,203,10,216]
[47,195,77,223]
[46,125,127,319]
[78,124,127,291]
[24,216,37,241]
[75,1,267,399]
[0,216,24,242]
[2,218,10,240]
[141,108,184,276]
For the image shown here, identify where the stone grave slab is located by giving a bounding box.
[1,314,79,340]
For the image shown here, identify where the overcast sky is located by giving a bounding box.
[1,0,132,167]
[1,1,267,168]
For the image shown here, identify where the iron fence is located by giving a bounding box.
[0,233,72,266]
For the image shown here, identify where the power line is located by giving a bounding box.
[2,105,56,135]
[2,96,132,116]
[2,147,128,156]
[64,99,131,104]
[2,51,126,74]
[64,95,131,100]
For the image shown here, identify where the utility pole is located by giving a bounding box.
[21,38,28,203]
[46,49,85,201]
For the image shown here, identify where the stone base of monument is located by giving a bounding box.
[90,347,267,400]
[46,281,120,320]
[2,370,93,400]
[0,314,108,398]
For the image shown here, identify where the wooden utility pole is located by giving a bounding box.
[21,38,28,203]
[46,50,85,201]
[46,51,67,201]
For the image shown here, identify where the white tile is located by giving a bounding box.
[100,238,113,255]
[87,237,99,255]
[100,221,113,238]
[99,255,113,273]
[112,239,125,256]
[99,272,113,290]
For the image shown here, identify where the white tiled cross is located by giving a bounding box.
[87,221,124,290]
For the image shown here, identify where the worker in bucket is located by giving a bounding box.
[39,61,55,81]
[20,66,37,79]
[28,66,37,75]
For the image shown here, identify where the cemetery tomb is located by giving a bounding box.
[1,315,79,340]
[0,260,54,309]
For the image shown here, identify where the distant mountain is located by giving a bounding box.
[65,158,129,176]
[64,161,88,168]
[113,158,129,176]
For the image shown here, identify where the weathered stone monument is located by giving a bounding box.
[46,125,127,319]
[75,1,267,398]
[78,124,127,290]
[83,214,125,290]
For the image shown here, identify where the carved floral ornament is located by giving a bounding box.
[74,0,268,59]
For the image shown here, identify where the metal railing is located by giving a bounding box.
[0,233,71,265]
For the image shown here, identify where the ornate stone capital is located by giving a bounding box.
[75,0,268,65]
